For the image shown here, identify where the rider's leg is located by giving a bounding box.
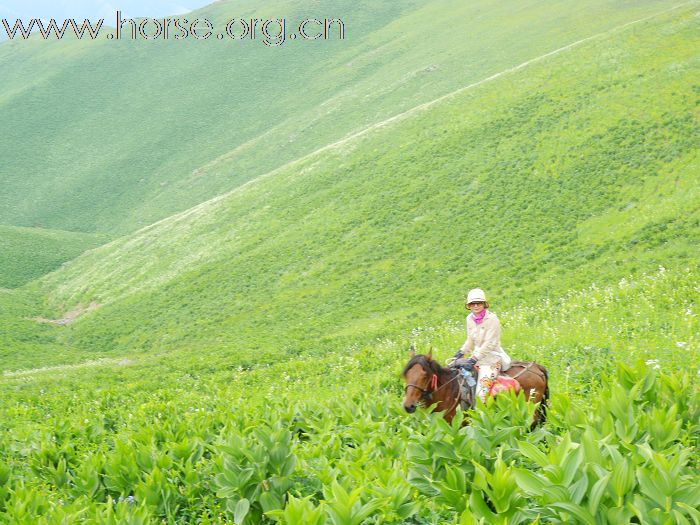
[476,361,502,402]
[500,349,512,371]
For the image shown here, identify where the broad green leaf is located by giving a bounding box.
[445,464,467,494]
[517,441,549,468]
[469,491,496,522]
[431,440,458,461]
[561,446,583,486]
[460,508,479,525]
[472,462,490,492]
[587,472,611,516]
[676,503,700,525]
[568,471,588,505]
[611,459,635,500]
[234,498,250,525]
[673,510,692,525]
[541,485,570,503]
[606,505,633,524]
[259,491,283,513]
[514,469,547,495]
[550,502,596,525]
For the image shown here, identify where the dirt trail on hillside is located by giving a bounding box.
[31,301,99,326]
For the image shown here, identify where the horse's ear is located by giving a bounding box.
[426,347,433,360]
[409,343,416,358]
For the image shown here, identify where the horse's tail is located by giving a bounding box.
[538,365,550,424]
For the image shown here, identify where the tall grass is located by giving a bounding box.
[0,268,697,522]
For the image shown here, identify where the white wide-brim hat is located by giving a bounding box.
[467,288,487,305]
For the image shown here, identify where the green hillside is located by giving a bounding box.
[1,1,699,523]
[0,226,106,370]
[0,0,682,234]
[29,6,698,371]
[1,266,697,522]
[0,288,82,372]
[0,225,107,288]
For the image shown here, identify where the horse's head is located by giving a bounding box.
[401,347,438,413]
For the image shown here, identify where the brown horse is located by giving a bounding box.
[402,349,549,427]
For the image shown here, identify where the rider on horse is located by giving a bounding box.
[451,288,512,403]
[403,290,548,424]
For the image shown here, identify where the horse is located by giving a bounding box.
[402,348,549,427]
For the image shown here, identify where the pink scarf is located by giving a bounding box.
[472,309,487,325]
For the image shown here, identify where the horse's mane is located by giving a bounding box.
[401,354,448,377]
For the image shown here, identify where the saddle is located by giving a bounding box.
[458,368,522,410]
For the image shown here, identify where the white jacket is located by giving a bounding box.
[459,310,511,370]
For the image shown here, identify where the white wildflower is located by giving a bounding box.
[676,342,687,348]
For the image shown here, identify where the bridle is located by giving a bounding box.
[404,364,462,405]
[404,372,439,403]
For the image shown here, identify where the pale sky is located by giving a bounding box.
[0,0,214,22]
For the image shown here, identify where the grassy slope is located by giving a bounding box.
[0,266,697,522]
[25,7,697,371]
[0,288,78,372]
[0,0,681,234]
[0,226,107,370]
[1,4,698,522]
[0,225,108,288]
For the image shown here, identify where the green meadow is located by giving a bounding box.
[0,225,107,288]
[0,0,698,523]
[1,268,697,523]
